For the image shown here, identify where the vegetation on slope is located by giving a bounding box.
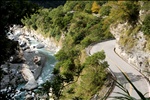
[21,1,150,99]
[103,1,150,51]
[21,1,113,99]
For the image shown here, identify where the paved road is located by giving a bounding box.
[90,40,150,99]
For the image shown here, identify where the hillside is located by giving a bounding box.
[109,1,150,79]
[21,1,150,99]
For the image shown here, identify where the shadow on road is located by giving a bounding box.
[113,72,143,85]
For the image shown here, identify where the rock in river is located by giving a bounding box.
[36,44,45,49]
[21,64,38,90]
[33,56,41,65]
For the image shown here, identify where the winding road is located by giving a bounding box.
[89,40,150,99]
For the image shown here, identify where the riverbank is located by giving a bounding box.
[1,25,59,99]
[21,26,61,53]
[0,51,46,89]
[1,26,45,89]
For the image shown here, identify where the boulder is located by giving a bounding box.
[26,94,33,100]
[36,44,44,49]
[20,41,26,47]
[21,64,34,81]
[10,49,25,63]
[33,56,41,65]
[10,55,26,63]
[21,64,38,90]
[22,46,30,51]
[12,36,19,41]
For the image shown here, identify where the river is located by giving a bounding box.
[13,31,57,99]
[29,38,57,85]
[37,48,57,84]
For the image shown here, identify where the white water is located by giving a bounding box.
[37,48,57,85]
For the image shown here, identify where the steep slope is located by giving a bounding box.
[110,1,150,80]
[21,1,113,99]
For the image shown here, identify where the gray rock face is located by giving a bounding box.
[110,21,150,80]
[22,27,61,52]
[10,49,26,63]
[21,64,38,90]
[0,64,25,89]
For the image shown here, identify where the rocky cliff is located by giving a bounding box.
[110,8,150,80]
[21,27,62,52]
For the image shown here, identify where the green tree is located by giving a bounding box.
[84,2,92,13]
[74,51,108,99]
[63,1,78,12]
[74,2,85,11]
[99,5,111,16]
[84,51,106,66]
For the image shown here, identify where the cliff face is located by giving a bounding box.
[21,27,63,52]
[110,9,150,80]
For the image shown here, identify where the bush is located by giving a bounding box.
[84,2,92,13]
[73,51,108,99]
[81,37,92,48]
[55,49,68,61]
[74,2,85,11]
[84,51,106,66]
[142,14,150,36]
[106,1,140,25]
[32,23,37,30]
[99,5,111,16]
[63,1,78,12]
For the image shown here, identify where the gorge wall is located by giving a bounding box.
[21,27,63,53]
[110,9,150,80]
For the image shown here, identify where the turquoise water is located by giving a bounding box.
[14,84,26,100]
[14,39,57,99]
[29,39,57,84]
[37,48,57,85]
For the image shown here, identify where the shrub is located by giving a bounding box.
[81,37,92,48]
[99,5,111,16]
[32,23,37,30]
[84,2,92,13]
[142,14,150,36]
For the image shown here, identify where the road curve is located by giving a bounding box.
[90,40,150,99]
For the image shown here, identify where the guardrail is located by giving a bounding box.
[114,48,150,85]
